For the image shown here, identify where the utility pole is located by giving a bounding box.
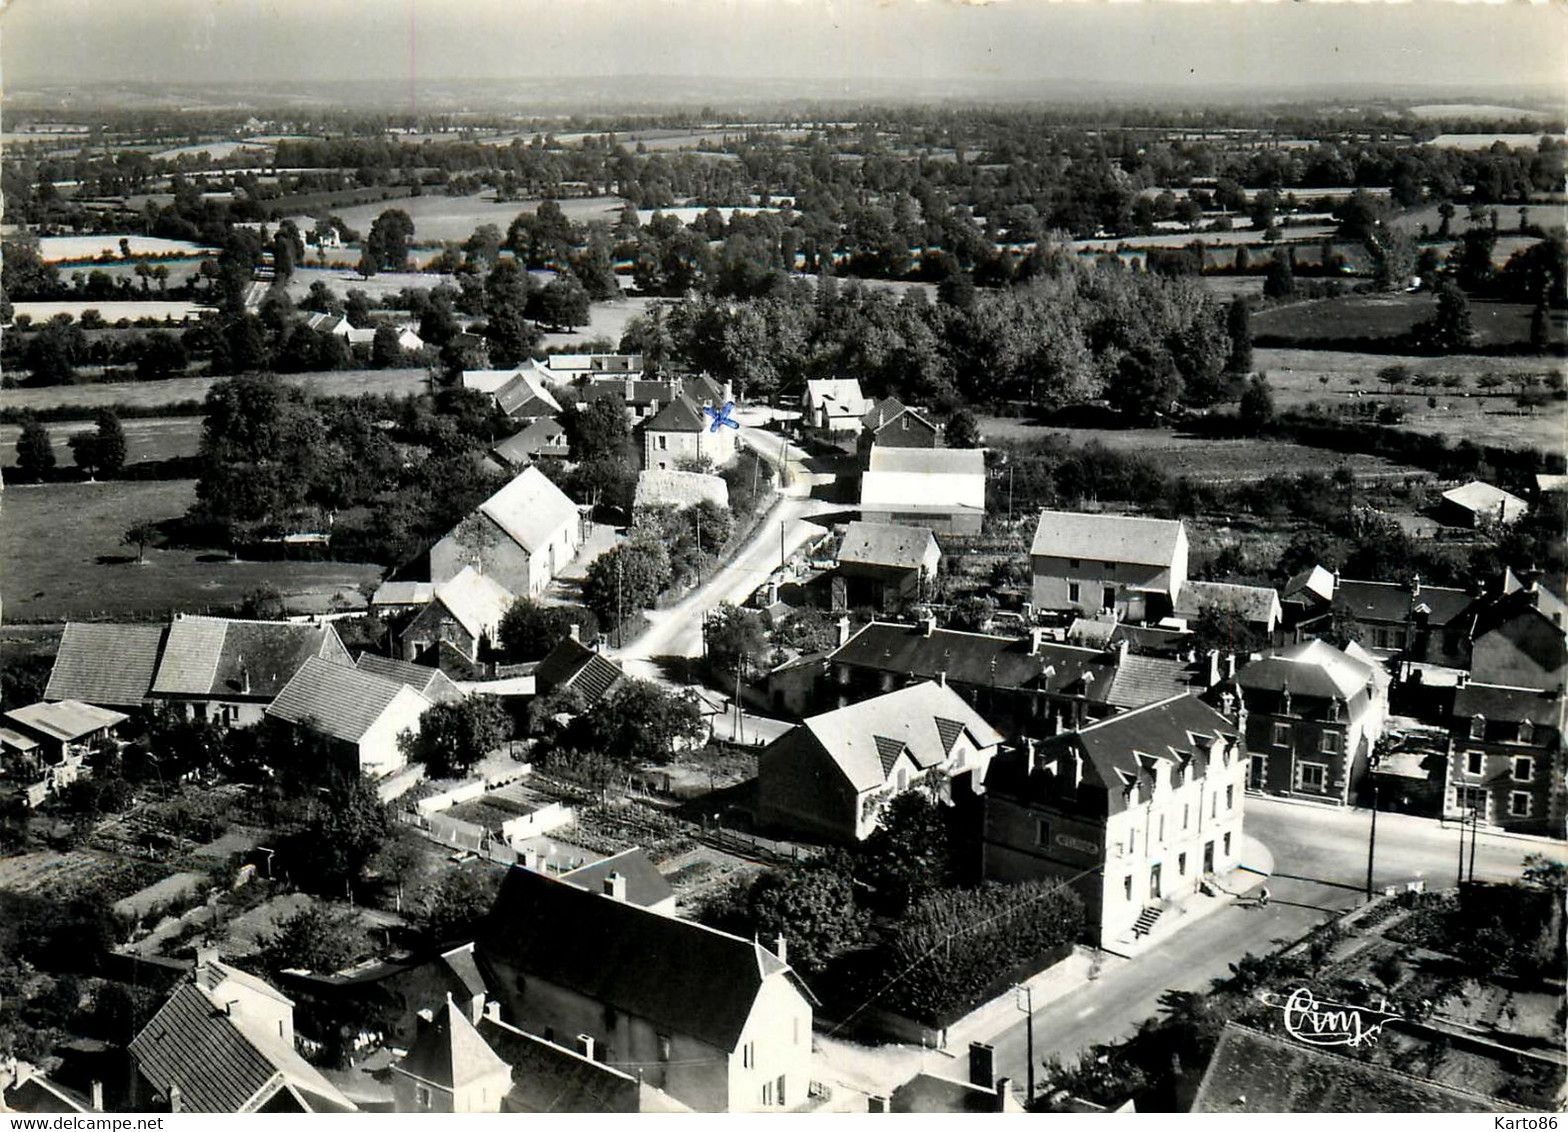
[1364,779,1379,901]
[695,511,702,585]
[1467,806,1478,883]
[1456,801,1466,887]
[780,519,786,569]
[734,665,744,745]
[1013,984,1035,1102]
[616,555,624,649]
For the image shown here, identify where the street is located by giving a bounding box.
[984,796,1558,1082]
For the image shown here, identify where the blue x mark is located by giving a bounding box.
[704,401,741,433]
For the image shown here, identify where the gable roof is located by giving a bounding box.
[371,581,436,608]
[493,370,562,419]
[1470,582,1567,644]
[644,393,708,433]
[491,417,569,467]
[837,521,938,571]
[1030,510,1184,567]
[861,447,986,512]
[1283,565,1337,606]
[265,657,427,745]
[789,681,1004,794]
[150,617,347,701]
[477,467,580,554]
[1441,480,1528,517]
[355,653,466,704]
[1236,639,1377,702]
[395,998,512,1092]
[1190,1024,1510,1113]
[45,622,167,707]
[533,638,623,706]
[1452,683,1566,731]
[1174,581,1282,626]
[561,848,675,910]
[475,1016,640,1114]
[805,378,866,410]
[432,567,515,643]
[860,396,907,431]
[480,868,796,1052]
[1332,579,1474,628]
[832,621,1092,693]
[4,700,128,743]
[1104,654,1205,710]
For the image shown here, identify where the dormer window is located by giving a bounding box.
[1469,714,1486,741]
[1518,720,1534,745]
[1328,699,1342,722]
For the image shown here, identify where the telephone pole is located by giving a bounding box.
[1364,779,1379,901]
[1013,985,1035,1102]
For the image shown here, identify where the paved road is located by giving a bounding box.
[985,796,1560,1087]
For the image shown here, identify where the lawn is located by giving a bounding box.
[325,192,630,245]
[0,479,381,621]
[1253,294,1559,349]
[2,368,430,414]
[0,415,202,468]
[1254,347,1565,453]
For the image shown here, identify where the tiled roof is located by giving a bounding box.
[831,621,1104,695]
[1236,639,1378,702]
[355,653,466,704]
[837,521,937,571]
[1029,510,1184,567]
[562,848,675,910]
[633,469,728,511]
[395,998,511,1092]
[493,370,563,419]
[644,393,708,433]
[479,466,580,554]
[45,622,167,706]
[265,657,426,744]
[1104,655,1203,710]
[791,681,1004,793]
[433,567,515,644]
[150,616,227,694]
[1174,581,1282,626]
[4,700,128,743]
[480,868,794,1052]
[476,1016,640,1114]
[860,396,907,431]
[151,617,346,700]
[1190,1024,1511,1113]
[1441,480,1528,517]
[534,639,623,705]
[491,417,569,467]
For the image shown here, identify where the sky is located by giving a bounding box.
[2,0,1564,96]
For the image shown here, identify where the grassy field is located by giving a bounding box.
[1255,347,1565,452]
[0,479,381,622]
[326,193,630,244]
[36,235,215,262]
[978,417,1427,483]
[1253,294,1560,348]
[0,415,202,468]
[2,368,430,414]
[13,300,209,323]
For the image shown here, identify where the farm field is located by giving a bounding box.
[0,415,202,469]
[2,367,429,414]
[1408,104,1554,120]
[1253,294,1560,349]
[1425,133,1560,151]
[0,849,173,902]
[13,299,210,323]
[0,479,382,621]
[1070,223,1336,253]
[1255,347,1565,453]
[325,193,630,244]
[36,235,215,262]
[1389,201,1564,236]
[977,417,1426,484]
[150,140,274,161]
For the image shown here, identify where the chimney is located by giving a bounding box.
[992,1078,1011,1112]
[239,661,251,696]
[1411,574,1422,597]
[936,670,947,688]
[483,1000,502,1023]
[1206,649,1221,688]
[867,1096,890,1113]
[195,945,221,971]
[602,872,627,901]
[774,935,788,965]
[576,1034,596,1060]
[836,615,852,648]
[1226,653,1237,679]
[1332,567,1341,593]
[921,612,937,637]
[569,622,581,642]
[415,1008,435,1033]
[168,1086,183,1114]
[969,1042,997,1090]
[91,1080,104,1113]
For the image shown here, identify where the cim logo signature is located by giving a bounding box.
[1260,987,1402,1049]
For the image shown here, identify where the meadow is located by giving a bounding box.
[1252,294,1557,349]
[36,235,215,262]
[0,479,381,622]
[13,300,208,323]
[2,368,430,415]
[0,415,202,469]
[326,192,630,244]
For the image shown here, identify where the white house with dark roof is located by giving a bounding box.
[1173,581,1283,640]
[642,394,739,471]
[860,447,986,536]
[835,521,941,610]
[399,566,516,667]
[392,997,514,1114]
[1438,480,1529,529]
[1030,510,1188,622]
[757,680,1004,842]
[430,466,583,598]
[265,657,431,776]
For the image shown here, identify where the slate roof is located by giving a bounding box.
[1190,1024,1510,1113]
[355,653,466,704]
[491,417,569,467]
[643,393,708,433]
[837,521,938,571]
[45,622,167,706]
[1236,639,1378,703]
[4,700,128,743]
[633,469,729,511]
[1104,655,1205,710]
[789,681,1004,793]
[1441,480,1528,518]
[1333,580,1473,628]
[265,657,426,745]
[860,396,907,431]
[150,617,347,701]
[476,1016,640,1114]
[480,868,795,1052]
[561,848,676,910]
[1029,510,1184,567]
[395,998,511,1092]
[1452,683,1565,730]
[1469,583,1567,644]
[478,467,580,554]
[432,567,515,643]
[831,621,1110,698]
[581,379,676,408]
[493,370,563,419]
[1174,581,1282,626]
[533,639,623,706]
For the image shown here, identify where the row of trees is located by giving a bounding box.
[11,408,126,481]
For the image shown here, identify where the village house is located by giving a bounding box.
[489,417,570,471]
[1172,581,1283,643]
[559,849,678,915]
[477,868,814,1113]
[493,369,563,422]
[756,679,1004,842]
[857,397,940,465]
[1,700,127,807]
[265,656,432,776]
[1444,682,1565,837]
[641,393,739,472]
[803,377,870,433]
[370,581,436,618]
[1030,510,1188,623]
[579,373,728,427]
[1234,639,1389,804]
[887,1043,1023,1114]
[356,653,467,704]
[128,953,357,1113]
[833,521,941,612]
[429,466,583,599]
[392,997,515,1114]
[542,353,643,379]
[474,1005,670,1113]
[1285,571,1474,664]
[981,693,1247,951]
[399,566,516,668]
[1438,480,1530,529]
[860,446,986,536]
[1466,575,1566,691]
[43,623,168,709]
[534,636,624,708]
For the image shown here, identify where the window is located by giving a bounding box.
[1179,852,1187,876]
[1102,586,1117,612]
[658,1034,672,1062]
[1299,762,1327,790]
[1373,627,1390,649]
[1223,832,1232,856]
[1466,750,1484,776]
[1328,699,1342,722]
[1321,730,1343,755]
[794,1017,802,1046]
[1510,791,1531,817]
[1183,803,1190,830]
[1211,794,1217,819]
[657,435,668,450]
[762,1081,773,1106]
[1035,819,1051,847]
[1226,785,1234,811]
[1469,714,1486,740]
[896,768,908,791]
[1068,558,1081,570]
[1513,756,1534,783]
[1272,723,1291,748]
[1458,785,1487,817]
[1124,875,1134,901]
[742,1042,756,1068]
[1069,582,1081,603]
[1158,815,1165,843]
[415,1086,432,1110]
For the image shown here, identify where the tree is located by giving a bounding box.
[414,864,504,943]
[1238,375,1275,433]
[366,208,416,271]
[370,324,403,368]
[854,791,957,916]
[400,697,511,779]
[705,602,768,682]
[24,316,85,385]
[1411,281,1475,354]
[122,522,157,564]
[1107,345,1181,425]
[1189,604,1266,655]
[742,859,867,977]
[1225,296,1253,374]
[15,416,54,481]
[256,904,369,976]
[92,409,126,477]
[560,394,631,464]
[945,408,981,449]
[497,599,598,662]
[283,773,392,894]
[534,274,591,331]
[568,679,706,766]
[136,330,188,380]
[582,541,672,629]
[483,259,539,366]
[1262,255,1295,301]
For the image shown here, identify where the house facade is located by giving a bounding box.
[834,521,941,612]
[1445,683,1565,837]
[981,694,1246,950]
[1287,572,1475,665]
[265,657,431,776]
[392,998,514,1114]
[400,566,515,666]
[1030,511,1188,623]
[803,378,870,433]
[857,398,940,464]
[756,680,1004,842]
[1467,580,1566,692]
[429,466,583,599]
[641,395,739,472]
[1235,639,1389,805]
[1438,481,1529,529]
[478,868,813,1113]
